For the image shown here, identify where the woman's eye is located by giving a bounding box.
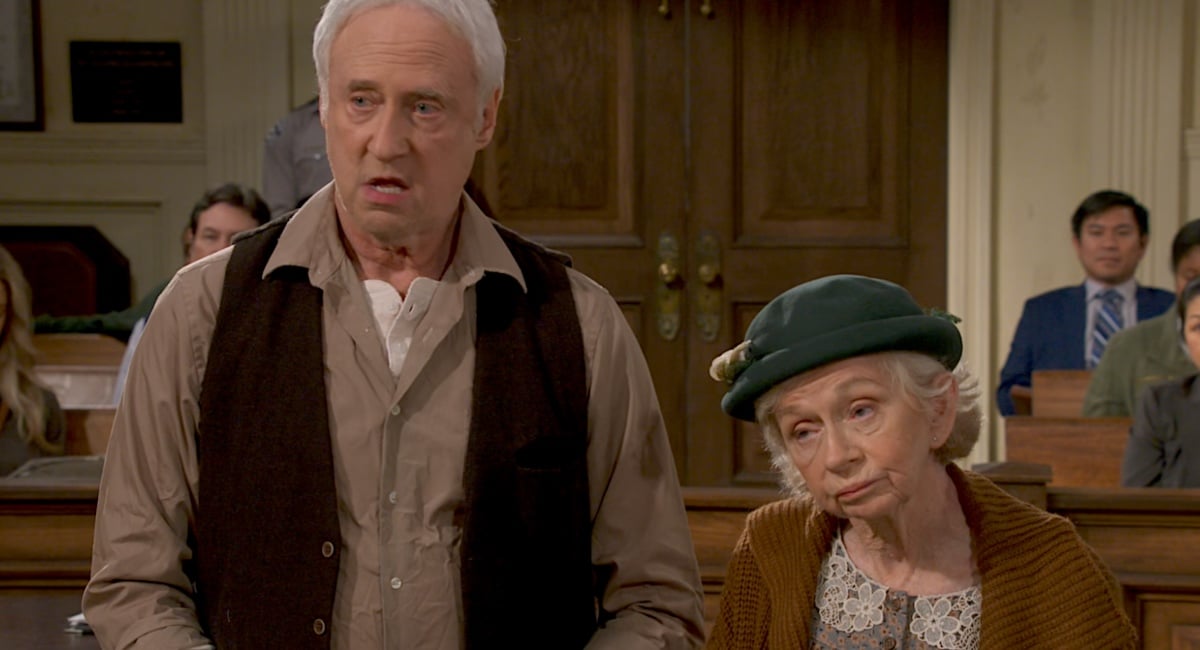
[789,426,818,443]
[850,404,875,420]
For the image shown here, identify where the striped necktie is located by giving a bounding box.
[1089,289,1124,369]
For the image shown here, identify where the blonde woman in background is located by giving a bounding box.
[0,244,65,475]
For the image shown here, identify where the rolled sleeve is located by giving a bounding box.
[572,272,705,649]
[83,263,219,648]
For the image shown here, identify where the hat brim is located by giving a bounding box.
[721,314,963,422]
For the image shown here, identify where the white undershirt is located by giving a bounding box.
[363,277,439,377]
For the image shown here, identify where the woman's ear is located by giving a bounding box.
[930,374,958,448]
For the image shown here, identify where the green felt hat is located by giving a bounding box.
[716,275,962,422]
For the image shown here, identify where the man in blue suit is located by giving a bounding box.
[997,190,1175,415]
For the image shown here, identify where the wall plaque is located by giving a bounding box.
[70,40,182,123]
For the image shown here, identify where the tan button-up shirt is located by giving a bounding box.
[83,186,705,649]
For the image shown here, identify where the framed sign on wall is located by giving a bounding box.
[0,0,43,131]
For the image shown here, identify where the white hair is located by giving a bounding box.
[313,0,506,114]
[753,351,983,497]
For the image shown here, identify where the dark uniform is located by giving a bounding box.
[262,97,332,217]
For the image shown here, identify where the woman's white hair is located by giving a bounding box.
[753,351,983,497]
[312,0,505,114]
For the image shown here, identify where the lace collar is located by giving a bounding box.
[814,532,982,649]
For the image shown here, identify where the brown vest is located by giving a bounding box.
[196,217,595,648]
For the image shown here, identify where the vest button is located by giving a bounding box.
[390,405,401,416]
[313,618,327,635]
[321,541,335,558]
[391,577,403,590]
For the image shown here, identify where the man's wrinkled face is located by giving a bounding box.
[321,4,499,247]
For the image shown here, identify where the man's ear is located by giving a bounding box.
[474,87,502,149]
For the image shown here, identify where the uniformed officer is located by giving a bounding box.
[262,97,332,217]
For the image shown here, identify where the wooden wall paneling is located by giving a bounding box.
[480,1,946,486]
[0,485,97,588]
[1004,416,1129,487]
[687,0,948,486]
[482,1,691,468]
[487,0,634,237]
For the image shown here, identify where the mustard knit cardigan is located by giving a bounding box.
[706,465,1137,649]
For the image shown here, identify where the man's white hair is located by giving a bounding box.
[312,0,505,115]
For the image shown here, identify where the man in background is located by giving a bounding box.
[34,183,270,342]
[1083,219,1200,416]
[263,96,332,217]
[996,189,1175,415]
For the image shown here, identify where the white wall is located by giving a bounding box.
[950,0,1196,460]
[0,0,301,299]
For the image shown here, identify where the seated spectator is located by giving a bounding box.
[1121,276,1200,487]
[996,190,1174,415]
[0,244,66,475]
[34,183,271,342]
[1084,219,1200,416]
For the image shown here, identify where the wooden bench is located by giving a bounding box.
[33,334,125,408]
[1030,369,1093,417]
[9,468,1200,647]
[1004,416,1130,487]
[63,407,116,456]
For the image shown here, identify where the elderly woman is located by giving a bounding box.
[706,275,1136,649]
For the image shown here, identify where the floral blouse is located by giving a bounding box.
[810,532,981,650]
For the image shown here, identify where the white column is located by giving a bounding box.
[948,0,998,464]
[1090,0,1187,289]
[202,0,293,189]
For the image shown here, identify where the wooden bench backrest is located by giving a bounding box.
[1004,416,1130,487]
[63,407,116,456]
[1030,369,1092,417]
[33,334,126,367]
[33,334,125,408]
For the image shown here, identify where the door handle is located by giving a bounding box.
[699,0,714,18]
[695,232,722,342]
[656,232,682,341]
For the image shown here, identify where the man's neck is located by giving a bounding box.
[337,210,461,298]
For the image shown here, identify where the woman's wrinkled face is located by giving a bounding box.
[770,355,950,521]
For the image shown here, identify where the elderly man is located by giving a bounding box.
[82,1,705,648]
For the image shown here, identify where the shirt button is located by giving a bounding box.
[321,541,335,558]
[313,618,326,635]
[882,638,897,650]
[390,577,403,590]
[388,491,398,504]
[390,405,401,416]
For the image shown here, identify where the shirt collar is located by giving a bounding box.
[264,183,525,292]
[1085,276,1137,303]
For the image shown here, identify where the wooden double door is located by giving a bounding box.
[474,0,949,486]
